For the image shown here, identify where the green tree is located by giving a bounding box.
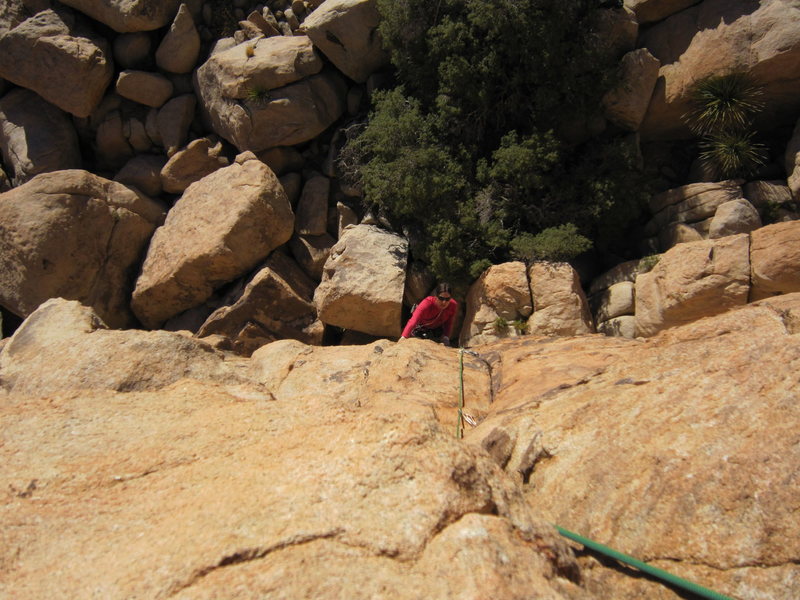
[342,0,648,284]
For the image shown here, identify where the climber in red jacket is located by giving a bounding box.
[401,283,458,346]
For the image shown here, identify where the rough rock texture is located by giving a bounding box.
[460,262,533,347]
[289,233,335,282]
[160,138,230,194]
[116,70,174,108]
[786,117,800,200]
[157,94,197,156]
[624,0,701,24]
[295,174,330,235]
[196,252,321,355]
[596,315,636,338]
[0,170,165,328]
[301,0,389,83]
[528,262,595,337]
[591,281,635,324]
[750,221,800,301]
[0,308,581,599]
[0,8,114,118]
[469,294,800,599]
[132,153,293,329]
[0,89,82,185]
[155,3,200,74]
[115,154,168,197]
[0,299,250,396]
[195,37,346,152]
[708,198,762,239]
[644,180,744,251]
[635,234,751,337]
[313,224,407,337]
[743,180,796,220]
[602,48,661,132]
[640,0,800,139]
[57,0,182,32]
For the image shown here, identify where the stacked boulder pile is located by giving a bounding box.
[1,0,800,350]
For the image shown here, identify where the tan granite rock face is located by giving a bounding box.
[634,234,751,337]
[468,295,800,600]
[460,262,532,347]
[750,220,800,301]
[528,262,594,337]
[0,306,580,600]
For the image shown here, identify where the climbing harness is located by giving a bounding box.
[555,526,735,600]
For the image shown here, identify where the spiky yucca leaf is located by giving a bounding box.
[698,130,768,179]
[683,73,764,135]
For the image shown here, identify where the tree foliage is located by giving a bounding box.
[342,0,648,284]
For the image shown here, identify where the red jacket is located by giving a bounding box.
[402,296,458,338]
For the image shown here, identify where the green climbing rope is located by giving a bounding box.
[456,348,465,439]
[555,526,735,600]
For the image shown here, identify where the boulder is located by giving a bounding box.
[708,198,762,238]
[588,259,643,295]
[313,224,407,337]
[295,174,330,235]
[95,109,135,170]
[602,49,661,132]
[0,89,82,186]
[155,3,201,74]
[640,0,800,140]
[786,117,800,201]
[115,153,168,197]
[132,153,294,329]
[750,221,800,301]
[596,315,637,338]
[644,180,743,239]
[528,262,595,337]
[634,234,751,336]
[624,0,701,25]
[0,170,165,328]
[57,0,182,32]
[112,32,152,68]
[0,298,250,396]
[460,262,533,347]
[157,94,197,156]
[115,70,174,108]
[744,180,794,219]
[0,167,10,193]
[470,295,800,599]
[289,233,335,281]
[0,8,113,118]
[591,280,635,324]
[160,138,230,194]
[195,36,346,151]
[300,0,389,83]
[196,252,321,355]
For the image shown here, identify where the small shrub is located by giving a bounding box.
[510,319,528,334]
[245,85,271,106]
[493,316,508,333]
[638,254,661,273]
[510,224,592,263]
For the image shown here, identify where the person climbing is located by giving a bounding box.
[400,283,458,345]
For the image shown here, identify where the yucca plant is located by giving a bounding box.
[244,85,271,107]
[683,72,764,135]
[698,130,768,179]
